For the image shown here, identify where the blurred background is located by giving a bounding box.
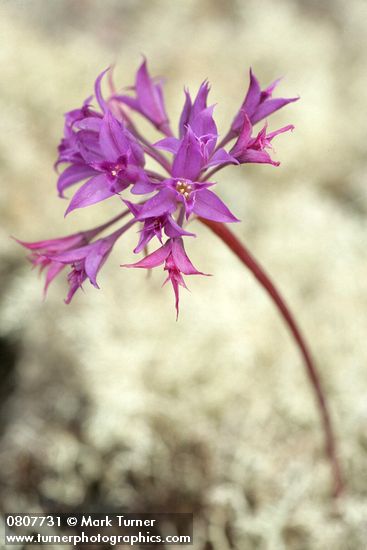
[1,0,367,548]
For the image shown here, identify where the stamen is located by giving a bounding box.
[176,181,192,199]
[110,161,125,178]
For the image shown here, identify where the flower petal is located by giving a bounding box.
[122,199,142,218]
[165,217,196,239]
[172,126,204,180]
[138,188,176,219]
[266,124,294,141]
[252,97,299,125]
[57,164,97,197]
[191,81,210,120]
[44,262,65,295]
[130,179,157,195]
[74,117,103,132]
[77,130,103,163]
[114,94,141,112]
[190,105,217,143]
[84,241,111,287]
[14,233,84,252]
[193,189,239,223]
[122,241,171,269]
[171,239,204,275]
[65,174,115,216]
[94,67,110,112]
[242,68,262,118]
[178,88,192,138]
[205,148,238,169]
[154,137,181,154]
[230,114,252,157]
[237,149,280,166]
[51,244,91,263]
[99,111,129,161]
[135,58,169,127]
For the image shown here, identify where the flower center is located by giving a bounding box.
[110,164,122,177]
[109,156,127,178]
[176,181,192,200]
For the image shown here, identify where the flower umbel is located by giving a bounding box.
[16,60,344,498]
[19,59,297,312]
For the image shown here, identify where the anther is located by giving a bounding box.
[176,181,192,199]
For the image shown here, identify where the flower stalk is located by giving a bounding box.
[199,217,343,497]
[15,59,343,496]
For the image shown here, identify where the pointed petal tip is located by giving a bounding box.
[64,201,78,217]
[120,262,140,269]
[90,279,100,289]
[11,235,22,245]
[248,67,259,82]
[64,206,72,218]
[137,55,149,76]
[97,66,111,82]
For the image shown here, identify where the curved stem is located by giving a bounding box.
[81,209,132,243]
[198,218,343,498]
[200,163,230,182]
[109,218,137,241]
[141,142,172,175]
[127,121,172,175]
[145,170,166,181]
[158,121,174,138]
[91,209,131,234]
[215,132,235,152]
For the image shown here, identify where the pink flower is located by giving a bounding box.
[16,212,131,300]
[122,238,207,317]
[114,58,172,135]
[16,231,96,296]
[230,114,294,166]
[17,59,297,315]
[230,68,298,135]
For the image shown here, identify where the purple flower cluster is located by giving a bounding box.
[18,59,297,316]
